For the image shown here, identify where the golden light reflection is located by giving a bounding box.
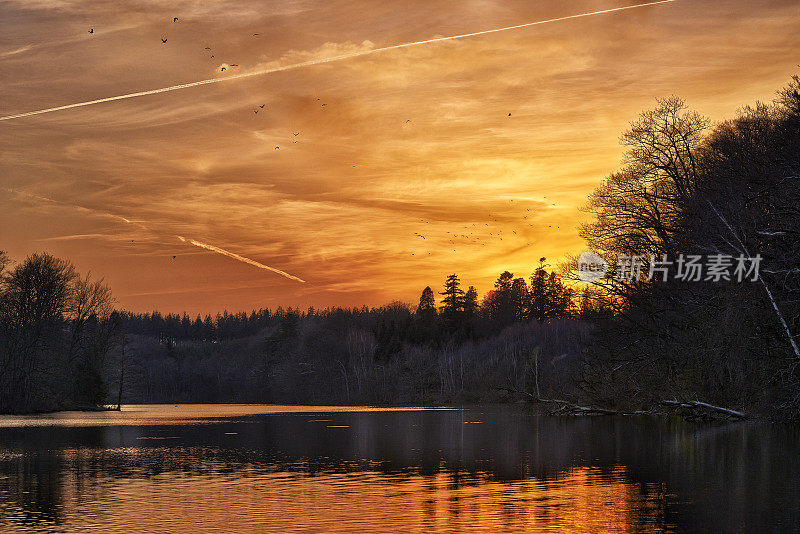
[1,459,667,533]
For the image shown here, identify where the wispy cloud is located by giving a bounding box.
[35,233,117,242]
[0,1,676,122]
[1,45,32,58]
[1,0,797,313]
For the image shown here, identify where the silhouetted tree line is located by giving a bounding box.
[575,74,800,418]
[114,263,576,351]
[415,262,575,341]
[0,252,117,413]
[110,266,580,406]
[0,249,585,411]
[117,308,273,344]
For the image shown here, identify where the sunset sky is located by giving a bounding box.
[1,0,797,314]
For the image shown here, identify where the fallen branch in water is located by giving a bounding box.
[660,400,746,420]
[497,386,630,416]
[499,386,746,419]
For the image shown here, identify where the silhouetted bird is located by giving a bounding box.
[172,255,176,259]
[254,110,258,114]
[173,17,179,22]
[253,33,259,36]
[221,67,226,71]
[275,146,280,150]
[161,38,168,43]
[204,47,211,50]
[88,28,94,34]
[508,113,511,117]
[259,104,265,108]
[293,132,299,136]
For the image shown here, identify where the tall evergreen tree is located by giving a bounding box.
[511,278,529,321]
[546,271,573,318]
[417,286,437,317]
[464,286,479,317]
[484,271,516,327]
[529,258,549,322]
[439,274,465,317]
[494,271,514,293]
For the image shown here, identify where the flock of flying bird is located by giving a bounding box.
[410,198,562,256]
[89,17,328,150]
[90,17,245,71]
[88,16,562,263]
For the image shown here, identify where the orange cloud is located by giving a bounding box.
[0,0,797,314]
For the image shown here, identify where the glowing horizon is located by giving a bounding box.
[1,0,797,314]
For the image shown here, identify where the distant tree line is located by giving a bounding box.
[105,263,583,407]
[0,250,583,412]
[116,263,576,350]
[118,308,273,344]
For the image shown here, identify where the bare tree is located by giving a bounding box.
[0,253,76,412]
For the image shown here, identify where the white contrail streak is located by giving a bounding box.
[0,0,676,122]
[177,236,306,283]
[5,187,144,228]
[4,188,306,283]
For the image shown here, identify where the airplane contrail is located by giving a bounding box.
[176,236,306,283]
[5,188,144,228]
[0,0,677,122]
[4,188,306,283]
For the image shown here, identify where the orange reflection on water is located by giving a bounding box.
[1,457,666,533]
[0,404,456,428]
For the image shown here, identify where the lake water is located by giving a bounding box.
[0,405,798,533]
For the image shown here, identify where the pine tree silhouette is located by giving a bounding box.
[417,286,437,317]
[439,274,465,317]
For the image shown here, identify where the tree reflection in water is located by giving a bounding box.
[0,407,797,533]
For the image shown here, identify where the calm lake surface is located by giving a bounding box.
[0,405,798,533]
